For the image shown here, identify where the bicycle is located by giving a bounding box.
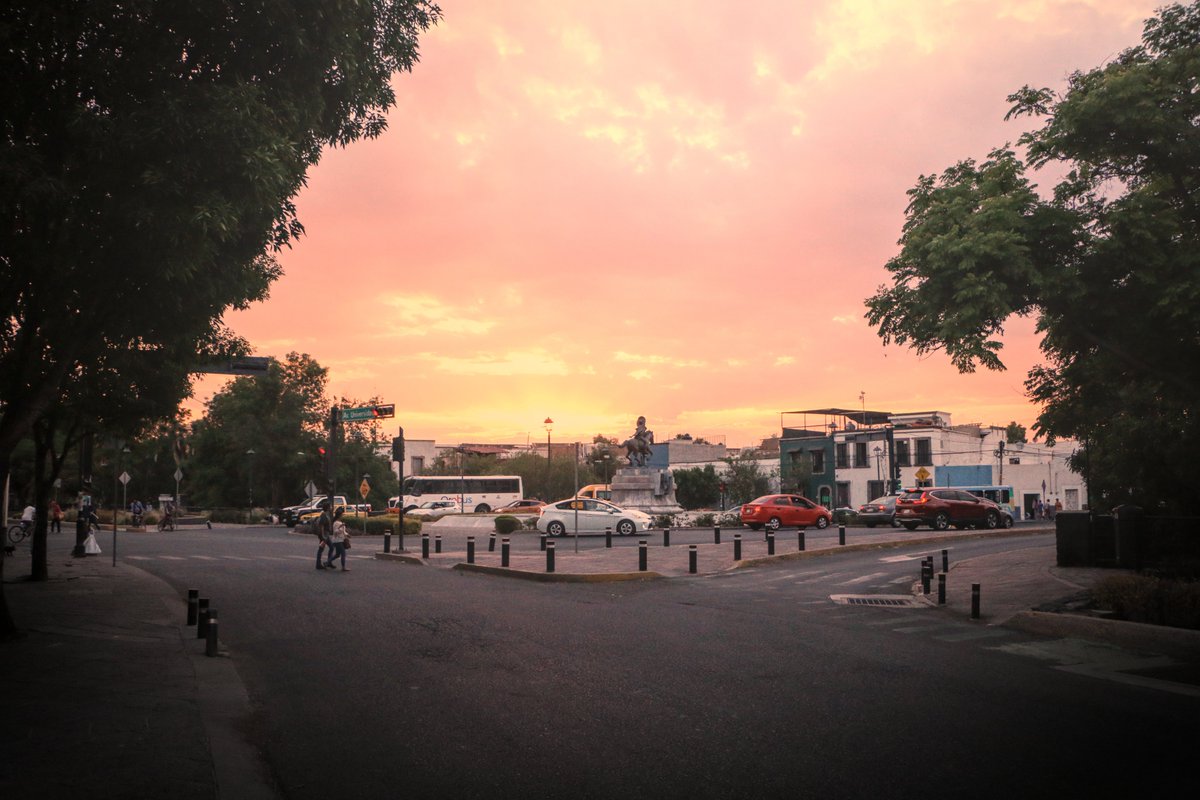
[7,520,33,544]
[157,515,176,532]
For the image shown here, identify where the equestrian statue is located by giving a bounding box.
[623,415,654,467]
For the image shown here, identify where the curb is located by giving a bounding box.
[452,562,665,582]
[1005,610,1200,660]
[373,552,425,565]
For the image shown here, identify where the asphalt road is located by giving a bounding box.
[123,527,1195,798]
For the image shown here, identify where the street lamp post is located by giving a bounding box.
[246,449,256,508]
[873,446,882,484]
[544,417,553,498]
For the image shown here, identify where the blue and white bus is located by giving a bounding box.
[390,475,523,514]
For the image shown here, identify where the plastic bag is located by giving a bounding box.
[84,532,101,555]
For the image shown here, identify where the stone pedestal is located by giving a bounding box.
[610,467,682,515]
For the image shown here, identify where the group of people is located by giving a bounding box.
[17,500,65,534]
[313,500,351,571]
[1032,497,1064,521]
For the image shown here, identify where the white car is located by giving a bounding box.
[536,498,651,537]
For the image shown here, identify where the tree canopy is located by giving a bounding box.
[865,1,1200,512]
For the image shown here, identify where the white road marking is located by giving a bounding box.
[880,549,950,564]
[836,572,889,586]
[158,555,185,561]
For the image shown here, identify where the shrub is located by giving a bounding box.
[494,515,521,534]
[651,513,675,528]
[693,512,716,527]
[343,516,421,536]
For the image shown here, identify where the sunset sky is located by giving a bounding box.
[207,0,1158,448]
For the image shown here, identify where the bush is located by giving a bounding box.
[494,515,521,534]
[1091,574,1200,630]
[693,512,716,527]
[343,516,421,536]
[651,513,675,528]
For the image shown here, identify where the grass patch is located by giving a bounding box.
[1091,574,1200,630]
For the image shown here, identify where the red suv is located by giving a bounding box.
[740,495,832,531]
[894,488,1003,531]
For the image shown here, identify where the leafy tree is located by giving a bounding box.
[1005,422,1027,445]
[865,1,1200,512]
[674,465,721,510]
[721,453,774,507]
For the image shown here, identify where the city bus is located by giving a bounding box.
[958,485,1018,522]
[389,475,523,514]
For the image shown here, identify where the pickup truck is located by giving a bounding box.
[281,495,348,528]
[295,500,373,527]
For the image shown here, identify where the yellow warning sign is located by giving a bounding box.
[359,479,370,499]
[914,467,931,481]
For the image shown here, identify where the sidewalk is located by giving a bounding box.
[0,536,275,800]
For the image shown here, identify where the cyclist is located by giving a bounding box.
[19,503,35,533]
[130,499,145,527]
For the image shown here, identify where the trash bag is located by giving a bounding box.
[84,533,101,555]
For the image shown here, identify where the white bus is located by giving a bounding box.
[389,475,523,514]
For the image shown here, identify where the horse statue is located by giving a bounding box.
[622,426,654,467]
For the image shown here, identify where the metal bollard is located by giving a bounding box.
[197,598,209,639]
[714,526,721,544]
[663,528,670,547]
[489,533,496,552]
[421,534,430,559]
[467,536,475,564]
[605,527,612,548]
[798,529,806,551]
[767,532,775,555]
[546,540,555,573]
[942,548,949,573]
[205,608,219,657]
[938,573,946,605]
[540,534,547,552]
[921,560,931,595]
[502,537,510,567]
[187,589,199,626]
[839,524,846,546]
[384,529,392,554]
[435,534,442,554]
[689,544,697,574]
[638,540,648,571]
[733,534,742,561]
[971,583,981,619]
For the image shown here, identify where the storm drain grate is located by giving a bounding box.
[830,594,920,607]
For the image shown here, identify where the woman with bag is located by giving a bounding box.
[325,508,350,571]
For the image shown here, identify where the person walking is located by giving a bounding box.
[49,500,63,533]
[325,508,350,571]
[314,500,334,570]
[73,500,99,557]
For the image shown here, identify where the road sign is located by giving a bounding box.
[359,478,370,500]
[914,467,930,481]
[119,471,131,486]
[340,404,395,421]
[305,481,317,499]
[174,468,183,482]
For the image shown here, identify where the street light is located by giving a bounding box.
[873,446,882,484]
[594,452,612,489]
[246,449,256,507]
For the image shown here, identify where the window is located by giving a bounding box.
[895,440,911,467]
[836,482,851,508]
[867,480,885,499]
[1008,457,1020,465]
[835,443,849,469]
[854,442,868,468]
[811,449,825,473]
[915,438,933,466]
[410,456,425,474]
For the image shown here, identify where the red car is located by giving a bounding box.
[894,488,1003,531]
[740,495,832,531]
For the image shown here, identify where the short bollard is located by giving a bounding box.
[421,534,430,559]
[838,524,846,546]
[921,561,931,595]
[384,529,392,554]
[733,534,742,561]
[467,536,476,564]
[488,533,496,552]
[937,573,946,605]
[540,534,547,552]
[435,534,442,554]
[662,528,670,547]
[798,529,806,551]
[205,609,219,657]
[714,526,721,544]
[196,598,210,639]
[501,537,510,568]
[767,532,775,555]
[689,544,697,574]
[605,527,613,548]
[638,540,648,571]
[546,540,555,573]
[942,548,949,573]
[971,583,981,619]
[186,589,199,626]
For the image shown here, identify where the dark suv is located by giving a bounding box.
[894,488,1003,531]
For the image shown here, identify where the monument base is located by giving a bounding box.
[610,467,683,515]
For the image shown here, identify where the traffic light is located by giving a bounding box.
[391,435,404,464]
[318,446,328,480]
[372,404,395,419]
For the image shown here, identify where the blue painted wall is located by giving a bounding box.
[935,465,994,486]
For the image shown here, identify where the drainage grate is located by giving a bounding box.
[829,594,920,607]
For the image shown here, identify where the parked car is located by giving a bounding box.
[281,495,347,527]
[739,495,832,531]
[494,499,546,514]
[536,498,651,537]
[857,495,901,528]
[410,500,461,516]
[576,484,613,501]
[894,488,1004,531]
